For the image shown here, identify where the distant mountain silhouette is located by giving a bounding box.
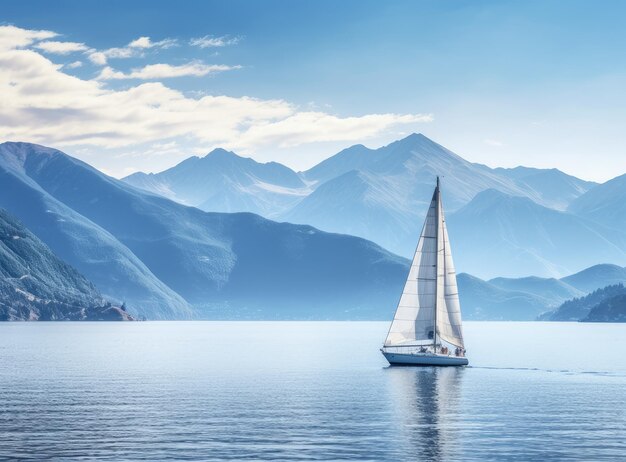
[0,142,408,319]
[0,208,131,321]
[124,134,601,275]
[494,166,595,211]
[488,275,583,304]
[460,264,626,321]
[569,173,626,231]
[124,148,308,218]
[448,189,626,278]
[457,273,552,320]
[560,264,626,293]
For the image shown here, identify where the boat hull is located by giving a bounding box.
[382,351,468,367]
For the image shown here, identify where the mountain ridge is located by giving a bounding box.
[0,141,409,320]
[448,189,626,278]
[121,133,600,269]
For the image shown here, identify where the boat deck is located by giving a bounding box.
[381,349,469,366]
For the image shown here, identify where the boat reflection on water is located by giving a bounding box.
[386,366,465,461]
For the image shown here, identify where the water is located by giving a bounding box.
[1,321,625,461]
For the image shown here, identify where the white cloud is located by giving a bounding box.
[34,40,88,54]
[190,35,240,48]
[0,25,431,166]
[88,51,107,65]
[128,36,152,49]
[65,60,83,69]
[96,62,241,80]
[0,25,57,51]
[239,112,434,148]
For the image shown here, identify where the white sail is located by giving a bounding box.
[384,178,464,349]
[436,196,464,348]
[384,188,439,346]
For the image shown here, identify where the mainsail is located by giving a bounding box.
[384,178,464,349]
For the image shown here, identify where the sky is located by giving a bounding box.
[2,0,626,181]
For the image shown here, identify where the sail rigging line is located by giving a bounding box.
[384,182,439,347]
[433,176,440,352]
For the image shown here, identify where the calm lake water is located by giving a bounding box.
[1,321,625,461]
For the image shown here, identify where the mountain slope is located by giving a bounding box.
[560,264,626,293]
[123,148,309,217]
[458,262,626,321]
[582,293,626,322]
[0,208,131,321]
[487,276,583,305]
[0,142,409,319]
[302,144,375,184]
[0,143,192,320]
[568,173,626,231]
[447,189,626,278]
[457,273,551,320]
[494,166,596,211]
[542,283,626,321]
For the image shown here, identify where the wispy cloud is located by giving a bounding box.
[87,35,178,65]
[190,35,241,48]
[65,60,83,69]
[34,40,89,54]
[96,62,241,80]
[127,36,178,49]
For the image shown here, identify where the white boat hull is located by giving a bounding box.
[382,350,468,367]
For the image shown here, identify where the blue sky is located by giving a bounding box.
[2,0,626,180]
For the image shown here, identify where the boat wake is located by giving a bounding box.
[467,365,626,378]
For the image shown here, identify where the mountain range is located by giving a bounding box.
[447,190,626,278]
[457,263,626,320]
[124,148,310,218]
[0,142,408,320]
[123,133,613,278]
[3,135,626,321]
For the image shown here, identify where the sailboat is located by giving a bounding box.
[381,177,468,366]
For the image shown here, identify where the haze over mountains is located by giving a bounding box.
[0,142,408,320]
[123,133,620,278]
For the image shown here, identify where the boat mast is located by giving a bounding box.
[433,176,440,353]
